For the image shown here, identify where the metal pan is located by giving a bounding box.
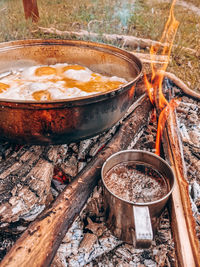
[0,39,142,144]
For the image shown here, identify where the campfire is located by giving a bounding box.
[0,79,199,266]
[0,0,200,266]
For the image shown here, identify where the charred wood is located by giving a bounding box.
[0,146,59,230]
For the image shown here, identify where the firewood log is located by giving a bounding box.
[163,111,200,267]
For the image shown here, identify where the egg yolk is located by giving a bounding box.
[32,90,52,101]
[62,65,86,73]
[77,80,123,92]
[0,82,10,93]
[91,73,102,81]
[35,66,57,76]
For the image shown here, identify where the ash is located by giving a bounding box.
[52,184,175,267]
[51,111,176,267]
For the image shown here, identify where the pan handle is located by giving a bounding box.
[132,206,153,248]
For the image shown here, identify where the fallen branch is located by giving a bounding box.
[159,70,200,100]
[0,95,152,267]
[135,72,200,101]
[37,27,197,55]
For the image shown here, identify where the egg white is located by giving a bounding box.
[0,63,127,101]
[63,69,92,82]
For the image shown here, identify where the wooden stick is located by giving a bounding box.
[162,109,200,266]
[22,0,39,22]
[37,27,197,55]
[135,72,200,101]
[0,95,152,267]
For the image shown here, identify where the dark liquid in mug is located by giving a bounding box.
[104,161,169,203]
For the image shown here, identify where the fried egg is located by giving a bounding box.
[21,65,57,81]
[0,63,127,101]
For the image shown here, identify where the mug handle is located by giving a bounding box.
[132,206,153,248]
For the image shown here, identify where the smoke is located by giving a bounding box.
[113,1,135,31]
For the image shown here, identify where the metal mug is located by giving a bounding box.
[101,150,174,248]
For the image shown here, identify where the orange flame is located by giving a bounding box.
[144,0,180,155]
[129,85,135,99]
[155,99,180,155]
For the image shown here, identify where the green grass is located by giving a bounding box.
[0,0,199,92]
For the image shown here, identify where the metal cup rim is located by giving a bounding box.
[101,149,175,206]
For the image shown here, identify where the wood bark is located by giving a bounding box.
[0,95,152,267]
[22,0,39,22]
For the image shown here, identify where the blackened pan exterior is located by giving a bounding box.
[0,39,142,144]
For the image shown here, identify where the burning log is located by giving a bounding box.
[140,73,200,265]
[0,95,152,267]
[144,57,200,266]
[163,110,200,267]
[140,71,200,266]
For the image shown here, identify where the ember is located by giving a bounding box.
[53,166,69,184]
